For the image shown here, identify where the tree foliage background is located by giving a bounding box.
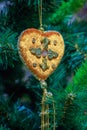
[0,0,87,130]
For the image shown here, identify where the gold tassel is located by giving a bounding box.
[53,100,56,130]
[40,80,56,130]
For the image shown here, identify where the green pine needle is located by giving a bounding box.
[50,0,86,24]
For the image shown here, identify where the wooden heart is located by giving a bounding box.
[18,28,64,80]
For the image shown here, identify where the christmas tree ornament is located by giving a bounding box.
[18,0,64,129]
[18,28,64,80]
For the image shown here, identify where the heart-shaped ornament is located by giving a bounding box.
[18,28,64,80]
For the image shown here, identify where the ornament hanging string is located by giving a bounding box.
[38,0,44,30]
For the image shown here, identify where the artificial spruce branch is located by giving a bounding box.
[66,60,87,93]
[0,125,10,130]
[50,0,86,24]
[63,61,87,130]
[51,61,87,130]
[0,28,19,69]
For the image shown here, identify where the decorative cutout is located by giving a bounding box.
[29,48,58,60]
[33,63,37,67]
[42,50,48,58]
[48,49,58,60]
[41,37,50,49]
[40,58,49,71]
[29,48,42,58]
[52,64,56,69]
[32,38,36,44]
[53,40,57,46]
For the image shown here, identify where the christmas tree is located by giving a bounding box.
[0,0,87,130]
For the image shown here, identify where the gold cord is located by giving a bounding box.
[38,0,44,31]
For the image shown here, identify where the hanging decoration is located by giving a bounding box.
[18,0,65,130]
[18,28,64,80]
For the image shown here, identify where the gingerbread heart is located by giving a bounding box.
[18,28,64,80]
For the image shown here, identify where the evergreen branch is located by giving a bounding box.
[0,95,39,130]
[50,0,87,24]
[50,61,87,129]
[0,125,10,130]
[66,60,87,93]
[0,28,19,69]
[62,61,87,130]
